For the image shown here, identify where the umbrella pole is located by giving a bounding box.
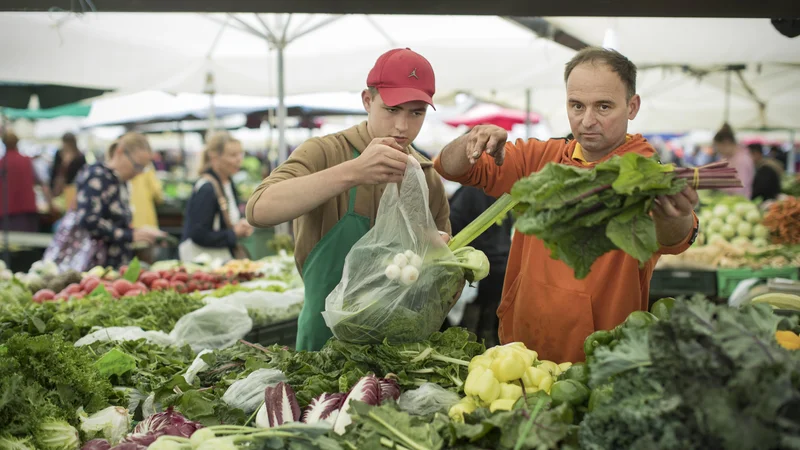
[2,154,10,268]
[275,42,291,237]
[525,89,532,137]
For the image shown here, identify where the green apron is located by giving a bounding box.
[296,148,370,351]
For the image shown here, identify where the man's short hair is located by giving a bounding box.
[367,86,379,98]
[713,123,737,144]
[564,47,638,100]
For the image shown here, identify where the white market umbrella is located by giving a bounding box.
[0,12,574,161]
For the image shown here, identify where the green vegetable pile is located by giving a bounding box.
[0,333,115,447]
[510,152,687,279]
[579,298,800,450]
[0,283,205,343]
[189,328,484,414]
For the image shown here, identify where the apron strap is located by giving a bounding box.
[347,146,360,214]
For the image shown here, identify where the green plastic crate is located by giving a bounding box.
[717,266,800,299]
[650,269,718,299]
[244,318,298,348]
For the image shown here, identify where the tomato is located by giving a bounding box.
[151,279,169,291]
[33,289,56,303]
[138,271,159,287]
[112,279,134,295]
[170,280,187,293]
[63,283,82,295]
[171,273,189,283]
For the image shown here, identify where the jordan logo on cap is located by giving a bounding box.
[408,68,419,79]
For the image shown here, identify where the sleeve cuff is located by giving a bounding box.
[658,211,699,256]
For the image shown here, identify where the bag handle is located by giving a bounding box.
[200,174,236,230]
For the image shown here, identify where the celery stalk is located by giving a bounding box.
[448,193,519,251]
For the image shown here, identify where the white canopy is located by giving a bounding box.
[543,17,800,65]
[0,12,571,95]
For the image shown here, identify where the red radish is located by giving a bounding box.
[123,289,142,297]
[112,279,134,295]
[108,287,120,299]
[54,293,68,301]
[119,265,128,276]
[71,292,86,300]
[33,289,56,303]
[134,282,149,292]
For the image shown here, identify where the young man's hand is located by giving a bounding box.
[348,138,408,185]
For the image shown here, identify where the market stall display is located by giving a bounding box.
[2,279,797,450]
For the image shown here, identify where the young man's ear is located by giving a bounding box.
[361,89,373,113]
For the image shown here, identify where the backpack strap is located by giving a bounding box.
[200,174,235,230]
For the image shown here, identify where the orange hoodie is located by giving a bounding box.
[433,135,697,363]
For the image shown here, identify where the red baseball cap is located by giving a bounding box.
[367,48,436,109]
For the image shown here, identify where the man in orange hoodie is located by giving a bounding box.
[434,47,699,363]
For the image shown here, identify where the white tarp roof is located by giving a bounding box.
[543,17,800,65]
[0,12,572,96]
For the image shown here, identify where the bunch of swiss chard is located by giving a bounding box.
[508,152,742,278]
[579,298,800,450]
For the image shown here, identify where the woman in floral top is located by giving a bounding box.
[72,132,165,267]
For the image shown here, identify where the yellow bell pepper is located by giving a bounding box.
[522,366,550,389]
[558,362,573,373]
[776,330,800,350]
[506,346,535,367]
[538,375,554,394]
[468,354,494,373]
[476,369,501,403]
[499,382,523,401]
[537,360,559,376]
[490,349,527,382]
[464,367,486,397]
[448,396,478,422]
[489,398,517,412]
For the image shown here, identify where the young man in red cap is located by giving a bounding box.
[246,48,451,351]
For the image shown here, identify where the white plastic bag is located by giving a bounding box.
[397,383,462,416]
[221,369,287,413]
[169,303,253,352]
[203,290,304,326]
[322,156,463,344]
[74,326,174,347]
[183,349,214,385]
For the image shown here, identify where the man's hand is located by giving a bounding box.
[652,186,698,219]
[233,219,254,238]
[465,125,508,166]
[652,186,698,247]
[133,227,166,245]
[347,138,409,185]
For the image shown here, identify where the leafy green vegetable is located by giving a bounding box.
[580,298,800,450]
[510,152,686,278]
[0,289,205,343]
[123,257,141,283]
[196,328,484,410]
[0,334,115,439]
